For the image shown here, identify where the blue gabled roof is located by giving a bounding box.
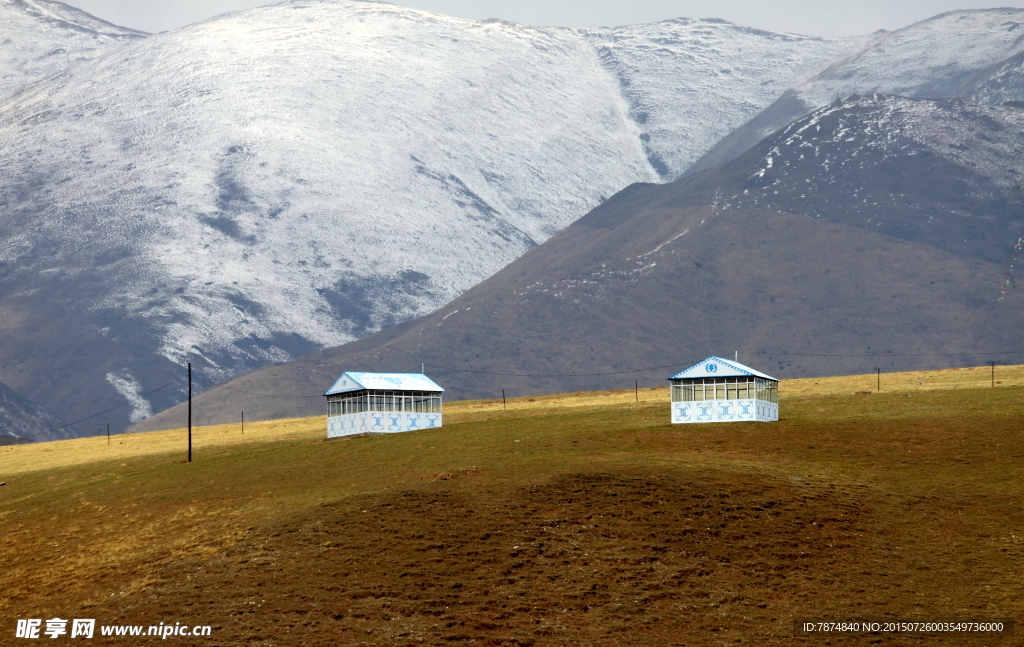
[324,372,445,396]
[668,357,777,381]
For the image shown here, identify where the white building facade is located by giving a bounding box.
[668,357,778,424]
[324,372,444,439]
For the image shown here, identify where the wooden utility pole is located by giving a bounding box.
[635,379,638,402]
[502,390,506,411]
[188,363,192,463]
[991,362,996,388]
[107,423,110,446]
[876,368,881,392]
[241,410,244,434]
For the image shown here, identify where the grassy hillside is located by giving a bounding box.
[2,367,1023,645]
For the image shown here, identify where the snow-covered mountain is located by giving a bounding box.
[798,10,1024,105]
[0,0,145,100]
[964,50,1024,105]
[577,19,844,179]
[0,0,849,435]
[688,8,1024,175]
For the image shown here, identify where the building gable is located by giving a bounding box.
[668,357,777,381]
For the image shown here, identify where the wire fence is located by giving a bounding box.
[12,348,1024,444]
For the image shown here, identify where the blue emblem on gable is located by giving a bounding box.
[706,363,718,373]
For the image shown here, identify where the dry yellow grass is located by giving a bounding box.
[0,413,326,477]
[781,362,1024,397]
[447,362,1024,414]
[3,364,1021,478]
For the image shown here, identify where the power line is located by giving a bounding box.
[20,347,1024,443]
[746,350,1024,358]
[422,360,699,378]
[216,385,324,399]
[24,378,185,441]
[157,352,1024,402]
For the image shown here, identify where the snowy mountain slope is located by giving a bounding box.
[687,8,1024,175]
[0,379,70,444]
[694,95,1024,263]
[0,0,145,100]
[0,0,860,435]
[963,50,1024,104]
[136,94,1024,430]
[797,9,1024,105]
[577,19,847,179]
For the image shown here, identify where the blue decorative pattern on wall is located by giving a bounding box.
[327,412,444,438]
[718,402,734,420]
[670,399,776,424]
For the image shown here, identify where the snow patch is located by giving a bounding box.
[106,371,154,423]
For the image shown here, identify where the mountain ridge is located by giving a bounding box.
[0,0,145,100]
[686,8,1024,175]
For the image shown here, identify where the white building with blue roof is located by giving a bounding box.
[668,357,778,424]
[323,372,445,438]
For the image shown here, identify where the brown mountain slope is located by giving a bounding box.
[133,205,1021,431]
[134,96,1024,431]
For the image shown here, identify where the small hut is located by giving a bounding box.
[323,372,445,439]
[667,357,778,423]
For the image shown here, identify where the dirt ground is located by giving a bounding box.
[81,465,1018,646]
